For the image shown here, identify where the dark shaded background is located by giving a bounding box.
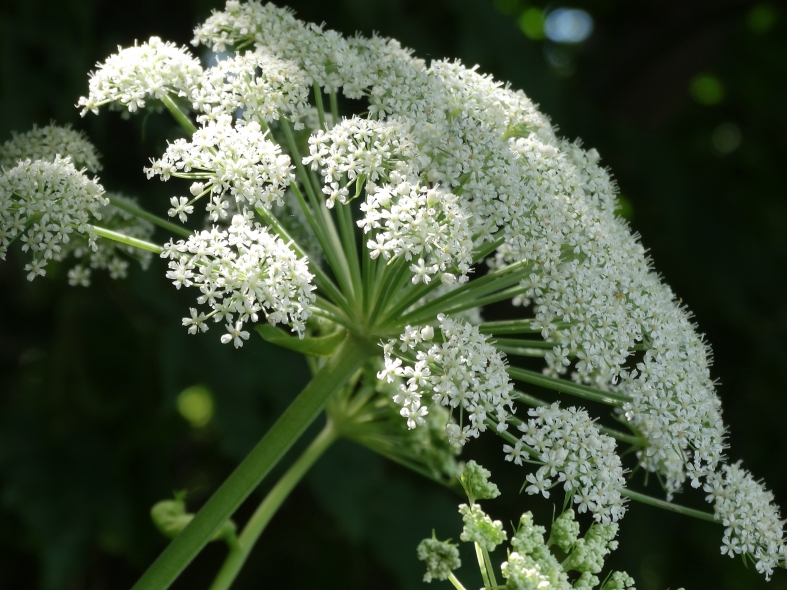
[0,1,785,589]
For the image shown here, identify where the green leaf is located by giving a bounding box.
[255,324,347,357]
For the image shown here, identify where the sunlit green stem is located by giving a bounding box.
[475,543,493,590]
[89,225,163,254]
[280,119,354,300]
[482,546,499,589]
[161,94,197,135]
[108,196,191,238]
[448,572,469,590]
[396,261,530,326]
[131,334,371,590]
[478,319,547,335]
[507,367,631,407]
[208,420,338,590]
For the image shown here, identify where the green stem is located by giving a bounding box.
[448,572,469,590]
[482,547,499,589]
[313,83,327,130]
[507,367,631,407]
[130,334,372,590]
[209,419,338,590]
[620,489,717,523]
[161,94,197,135]
[329,90,340,123]
[255,206,353,318]
[108,196,191,238]
[89,225,163,254]
[478,319,549,335]
[475,543,493,590]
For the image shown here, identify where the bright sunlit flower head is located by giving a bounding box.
[78,36,203,116]
[162,214,316,343]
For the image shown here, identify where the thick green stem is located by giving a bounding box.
[209,419,338,590]
[90,225,163,254]
[131,334,372,590]
[108,196,191,238]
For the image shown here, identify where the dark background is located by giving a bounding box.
[0,0,785,589]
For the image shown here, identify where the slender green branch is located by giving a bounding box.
[90,225,163,254]
[492,338,560,349]
[482,547,499,589]
[313,83,327,130]
[255,206,353,318]
[329,90,340,123]
[448,572,469,590]
[507,367,631,407]
[621,489,717,523]
[395,261,530,326]
[209,420,338,590]
[475,543,493,590]
[161,94,197,135]
[131,334,372,590]
[336,201,363,308]
[478,319,548,335]
[280,119,354,300]
[108,196,192,238]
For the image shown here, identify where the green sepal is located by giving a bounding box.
[255,324,346,357]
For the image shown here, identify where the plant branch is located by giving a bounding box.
[108,196,192,238]
[130,333,372,590]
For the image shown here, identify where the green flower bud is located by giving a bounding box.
[460,460,500,503]
[417,533,461,583]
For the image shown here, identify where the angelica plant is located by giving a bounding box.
[0,1,784,589]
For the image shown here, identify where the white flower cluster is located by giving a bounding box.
[361,179,473,285]
[78,36,203,116]
[144,115,294,220]
[305,117,423,192]
[191,3,731,499]
[161,214,315,344]
[703,461,786,579]
[305,117,474,283]
[193,1,374,95]
[507,404,627,524]
[0,124,101,173]
[190,48,311,129]
[0,156,107,280]
[379,315,515,443]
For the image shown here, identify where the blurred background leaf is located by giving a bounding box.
[0,1,785,589]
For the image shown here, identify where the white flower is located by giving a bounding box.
[0,123,101,173]
[78,36,203,116]
[162,214,315,341]
[513,404,628,524]
[190,48,311,129]
[0,156,107,278]
[146,116,294,217]
[382,315,515,445]
[704,461,786,579]
[221,321,250,348]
